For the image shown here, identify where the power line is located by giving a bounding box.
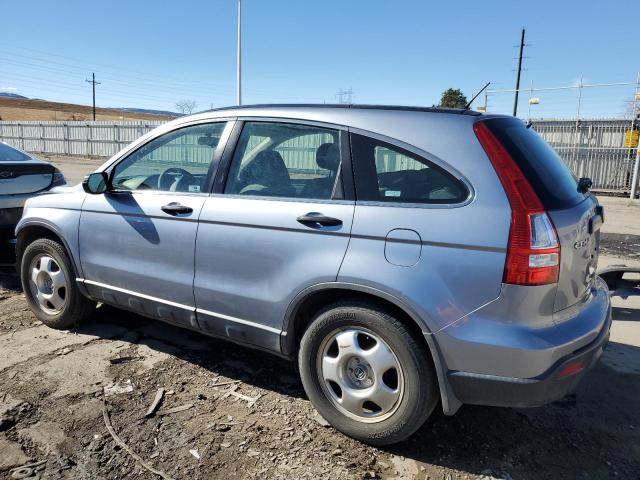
[0,52,235,95]
[0,51,314,103]
[85,73,101,120]
[0,44,237,90]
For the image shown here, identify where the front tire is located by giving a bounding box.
[20,238,95,329]
[298,302,439,445]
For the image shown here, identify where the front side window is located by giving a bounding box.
[112,122,226,193]
[351,133,468,204]
[224,122,342,200]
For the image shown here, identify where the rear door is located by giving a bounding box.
[483,117,597,311]
[193,120,354,351]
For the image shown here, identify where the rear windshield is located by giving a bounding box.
[0,143,31,162]
[483,117,586,210]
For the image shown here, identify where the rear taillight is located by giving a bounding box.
[474,121,560,286]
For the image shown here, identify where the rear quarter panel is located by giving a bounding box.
[338,114,511,333]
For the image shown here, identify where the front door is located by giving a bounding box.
[194,121,355,350]
[79,121,231,328]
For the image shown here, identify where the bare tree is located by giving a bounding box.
[175,100,198,115]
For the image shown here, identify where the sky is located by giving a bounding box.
[1,0,638,118]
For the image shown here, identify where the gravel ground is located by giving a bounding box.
[1,264,639,480]
[600,233,640,259]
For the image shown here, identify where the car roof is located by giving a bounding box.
[207,103,482,116]
[171,103,502,137]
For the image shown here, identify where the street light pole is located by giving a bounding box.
[236,0,242,106]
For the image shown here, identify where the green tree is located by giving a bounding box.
[438,88,468,108]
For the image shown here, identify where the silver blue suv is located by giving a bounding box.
[16,105,611,445]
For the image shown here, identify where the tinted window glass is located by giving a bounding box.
[112,123,226,193]
[225,122,342,200]
[350,133,468,203]
[484,118,586,209]
[0,143,31,162]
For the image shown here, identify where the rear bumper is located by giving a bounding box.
[446,308,611,408]
[433,275,611,411]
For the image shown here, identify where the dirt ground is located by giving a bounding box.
[0,265,638,480]
[0,97,175,122]
[1,156,639,479]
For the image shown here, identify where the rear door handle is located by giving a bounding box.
[161,202,193,215]
[297,212,342,227]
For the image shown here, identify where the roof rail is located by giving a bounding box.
[205,103,482,116]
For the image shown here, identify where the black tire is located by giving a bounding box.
[20,238,95,329]
[298,301,439,446]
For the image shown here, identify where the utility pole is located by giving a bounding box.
[85,73,100,120]
[236,0,242,105]
[512,28,525,117]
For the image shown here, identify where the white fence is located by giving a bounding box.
[2,119,639,197]
[0,121,164,158]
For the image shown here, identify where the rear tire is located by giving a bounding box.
[20,238,95,329]
[298,301,439,445]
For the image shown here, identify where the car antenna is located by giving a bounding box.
[464,82,491,111]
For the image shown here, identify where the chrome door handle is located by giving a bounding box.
[297,213,342,227]
[161,202,193,215]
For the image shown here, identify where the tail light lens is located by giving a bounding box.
[474,121,560,286]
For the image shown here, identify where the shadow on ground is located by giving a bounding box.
[2,268,639,478]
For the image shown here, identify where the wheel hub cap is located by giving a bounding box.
[318,328,404,423]
[29,255,67,315]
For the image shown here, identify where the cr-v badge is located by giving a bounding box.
[574,238,589,249]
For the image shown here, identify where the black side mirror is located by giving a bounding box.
[577,177,592,193]
[82,172,109,194]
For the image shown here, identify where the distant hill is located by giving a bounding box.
[0,96,178,121]
[118,107,180,117]
[0,92,29,99]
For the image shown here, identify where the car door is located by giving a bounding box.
[79,121,232,328]
[193,120,355,350]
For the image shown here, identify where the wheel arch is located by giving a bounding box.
[281,282,461,415]
[16,221,84,290]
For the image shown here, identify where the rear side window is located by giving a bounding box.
[225,122,342,200]
[350,133,468,204]
[483,118,586,210]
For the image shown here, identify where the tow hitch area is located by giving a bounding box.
[599,265,640,295]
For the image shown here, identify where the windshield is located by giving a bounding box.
[0,143,32,162]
